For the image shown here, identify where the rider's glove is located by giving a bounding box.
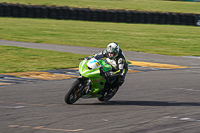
[110,71,114,76]
[105,71,114,77]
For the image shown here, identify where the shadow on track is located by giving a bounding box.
[75,101,200,106]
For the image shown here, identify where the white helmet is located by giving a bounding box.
[106,42,119,59]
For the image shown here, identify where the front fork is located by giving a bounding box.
[83,79,91,95]
[77,77,91,95]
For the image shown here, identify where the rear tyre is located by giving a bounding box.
[98,86,119,101]
[64,79,82,104]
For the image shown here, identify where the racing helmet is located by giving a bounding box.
[106,42,119,59]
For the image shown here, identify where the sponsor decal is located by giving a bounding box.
[93,78,103,82]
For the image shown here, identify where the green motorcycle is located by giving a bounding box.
[64,57,119,104]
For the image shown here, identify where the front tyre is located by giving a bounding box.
[64,79,83,104]
[98,86,119,101]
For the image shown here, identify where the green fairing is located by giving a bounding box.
[65,58,120,104]
[99,60,112,72]
[78,59,112,97]
[79,59,112,77]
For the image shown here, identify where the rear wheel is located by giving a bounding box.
[64,79,83,104]
[98,86,119,101]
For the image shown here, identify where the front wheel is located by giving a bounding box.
[64,79,83,104]
[98,86,119,101]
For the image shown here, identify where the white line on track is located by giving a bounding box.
[163,116,200,122]
[171,88,200,92]
[0,106,25,108]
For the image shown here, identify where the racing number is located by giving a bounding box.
[96,62,100,66]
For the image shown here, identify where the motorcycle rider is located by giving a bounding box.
[93,42,128,89]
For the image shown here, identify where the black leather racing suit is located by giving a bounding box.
[94,49,128,86]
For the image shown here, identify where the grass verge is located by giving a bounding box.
[0,17,199,56]
[0,45,88,73]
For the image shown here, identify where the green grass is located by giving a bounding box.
[0,0,200,14]
[0,1,199,74]
[0,17,199,57]
[0,45,88,73]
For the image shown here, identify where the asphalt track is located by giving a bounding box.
[0,40,200,133]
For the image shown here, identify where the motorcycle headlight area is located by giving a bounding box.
[87,58,101,69]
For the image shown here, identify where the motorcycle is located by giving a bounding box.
[64,57,119,104]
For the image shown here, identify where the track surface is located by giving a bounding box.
[0,40,200,133]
